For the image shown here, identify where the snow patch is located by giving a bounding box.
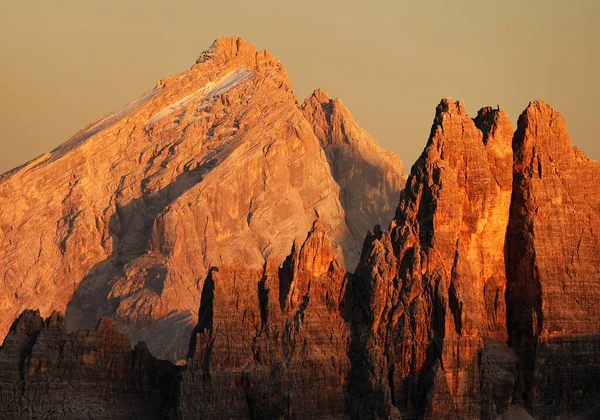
[204,67,254,98]
[146,67,254,125]
[146,91,199,125]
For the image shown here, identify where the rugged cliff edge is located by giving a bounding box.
[506,101,600,418]
[348,99,515,419]
[346,99,600,419]
[0,36,404,362]
[0,310,179,419]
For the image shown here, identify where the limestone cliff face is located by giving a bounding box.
[507,101,600,417]
[0,36,403,362]
[0,310,178,419]
[1,42,600,417]
[178,220,350,419]
[302,89,406,271]
[346,99,600,419]
[349,99,516,419]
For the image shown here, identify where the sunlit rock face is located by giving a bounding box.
[347,99,600,419]
[0,36,404,362]
[506,100,600,417]
[348,99,516,419]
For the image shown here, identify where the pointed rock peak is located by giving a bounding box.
[198,36,258,63]
[96,316,118,334]
[302,89,333,116]
[475,105,501,118]
[9,309,43,334]
[474,105,513,146]
[301,87,359,150]
[190,36,290,91]
[424,98,474,155]
[296,219,338,277]
[46,311,65,326]
[308,88,333,104]
[436,97,467,117]
[525,99,555,113]
[514,100,572,157]
[517,100,567,130]
[194,36,285,75]
[303,88,348,115]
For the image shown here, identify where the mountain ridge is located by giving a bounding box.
[0,36,405,362]
[1,37,600,419]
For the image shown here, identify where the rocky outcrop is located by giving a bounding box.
[0,310,178,419]
[507,100,600,417]
[0,36,404,362]
[178,220,351,419]
[348,99,516,419]
[302,89,406,271]
[344,99,600,420]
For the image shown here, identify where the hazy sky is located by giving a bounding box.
[0,1,598,174]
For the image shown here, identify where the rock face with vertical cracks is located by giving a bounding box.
[506,100,600,417]
[0,310,179,419]
[178,220,350,419]
[0,36,404,362]
[349,99,516,419]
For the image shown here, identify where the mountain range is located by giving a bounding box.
[0,37,599,419]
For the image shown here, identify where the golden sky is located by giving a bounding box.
[0,0,598,174]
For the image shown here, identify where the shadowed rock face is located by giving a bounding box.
[302,89,406,272]
[0,36,404,362]
[0,310,179,419]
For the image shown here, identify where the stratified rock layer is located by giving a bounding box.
[0,36,404,362]
[178,220,351,419]
[0,310,178,419]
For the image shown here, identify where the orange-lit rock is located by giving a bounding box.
[1,43,599,416]
[179,221,350,418]
[349,98,517,419]
[507,100,600,417]
[0,36,404,361]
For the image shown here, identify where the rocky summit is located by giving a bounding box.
[0,36,405,363]
[1,37,600,420]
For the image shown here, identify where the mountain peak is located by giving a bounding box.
[514,98,573,165]
[308,88,333,104]
[0,36,405,363]
[192,36,285,79]
[196,36,258,63]
[436,97,467,116]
